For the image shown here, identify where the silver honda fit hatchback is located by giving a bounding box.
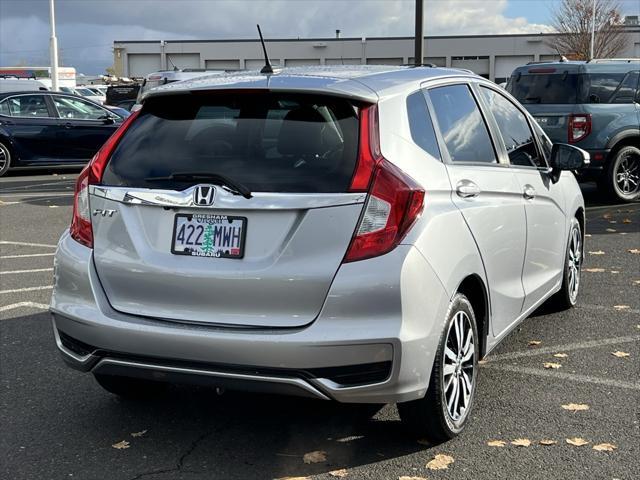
[50,66,587,441]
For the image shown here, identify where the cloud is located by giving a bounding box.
[0,0,554,74]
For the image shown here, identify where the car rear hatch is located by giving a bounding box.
[507,66,583,143]
[89,91,369,328]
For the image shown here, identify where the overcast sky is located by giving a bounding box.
[1,0,638,75]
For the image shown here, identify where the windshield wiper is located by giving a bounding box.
[145,172,253,199]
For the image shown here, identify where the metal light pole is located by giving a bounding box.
[49,0,60,91]
[590,0,596,60]
[414,0,424,65]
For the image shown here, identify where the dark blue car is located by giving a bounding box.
[0,91,125,176]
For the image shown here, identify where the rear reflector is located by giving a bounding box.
[70,111,140,248]
[345,104,424,262]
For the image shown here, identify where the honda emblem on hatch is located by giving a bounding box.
[193,185,216,206]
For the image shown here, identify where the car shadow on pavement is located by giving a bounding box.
[94,386,425,478]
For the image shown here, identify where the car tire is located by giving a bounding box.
[398,293,479,443]
[600,146,640,202]
[548,217,582,310]
[0,141,11,177]
[93,373,167,399]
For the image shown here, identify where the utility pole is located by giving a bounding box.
[590,0,596,60]
[49,0,59,91]
[414,0,424,65]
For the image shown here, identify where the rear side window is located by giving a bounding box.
[428,84,497,164]
[102,92,359,193]
[0,95,51,118]
[479,87,545,168]
[406,91,441,160]
[585,72,639,104]
[508,73,580,104]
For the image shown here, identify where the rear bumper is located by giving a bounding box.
[50,231,449,404]
[576,148,610,176]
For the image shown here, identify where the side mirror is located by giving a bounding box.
[101,116,115,125]
[549,143,590,182]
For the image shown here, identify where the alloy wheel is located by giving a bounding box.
[443,310,475,423]
[0,143,9,172]
[614,151,639,197]
[567,224,582,304]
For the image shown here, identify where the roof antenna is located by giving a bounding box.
[256,24,274,74]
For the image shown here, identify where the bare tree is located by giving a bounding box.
[549,0,628,60]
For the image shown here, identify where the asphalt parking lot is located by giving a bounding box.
[1,171,638,480]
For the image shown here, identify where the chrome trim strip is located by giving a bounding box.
[90,185,366,210]
[92,358,331,400]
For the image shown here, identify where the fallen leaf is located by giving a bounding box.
[611,351,630,358]
[539,439,558,446]
[629,249,640,255]
[111,440,130,450]
[561,403,589,412]
[543,362,562,369]
[614,305,630,311]
[130,430,147,438]
[329,469,349,478]
[588,250,605,255]
[633,280,640,285]
[303,450,327,464]
[592,443,617,452]
[399,477,428,480]
[566,437,589,446]
[528,340,542,346]
[553,353,569,358]
[583,268,605,272]
[606,228,617,232]
[478,359,488,365]
[426,454,454,470]
[511,438,531,447]
[487,440,507,447]
[622,218,632,224]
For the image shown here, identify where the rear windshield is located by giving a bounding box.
[507,73,581,104]
[102,92,360,193]
[508,71,640,104]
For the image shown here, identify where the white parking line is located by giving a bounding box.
[0,302,49,313]
[0,193,73,198]
[0,253,55,259]
[484,364,640,391]
[0,268,53,275]
[0,285,52,294]
[485,335,640,363]
[0,240,57,248]
[0,181,75,192]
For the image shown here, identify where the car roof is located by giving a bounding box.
[143,65,479,103]
[513,59,640,75]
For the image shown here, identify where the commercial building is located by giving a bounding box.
[113,20,640,83]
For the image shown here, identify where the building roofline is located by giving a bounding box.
[113,27,639,45]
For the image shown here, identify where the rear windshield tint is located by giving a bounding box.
[102,92,360,192]
[507,73,580,104]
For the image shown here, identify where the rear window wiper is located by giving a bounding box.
[145,172,253,199]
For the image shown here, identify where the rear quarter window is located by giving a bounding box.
[101,92,360,193]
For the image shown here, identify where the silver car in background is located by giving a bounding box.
[50,66,587,441]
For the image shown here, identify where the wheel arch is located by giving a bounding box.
[606,131,640,160]
[455,274,489,359]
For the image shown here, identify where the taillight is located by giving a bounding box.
[69,111,140,248]
[568,114,591,143]
[344,105,425,262]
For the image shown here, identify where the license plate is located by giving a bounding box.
[171,214,246,259]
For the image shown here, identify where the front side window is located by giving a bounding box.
[406,91,441,160]
[428,84,497,164]
[0,95,51,118]
[480,87,545,168]
[52,96,108,120]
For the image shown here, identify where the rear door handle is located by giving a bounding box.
[523,185,536,200]
[456,180,480,198]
